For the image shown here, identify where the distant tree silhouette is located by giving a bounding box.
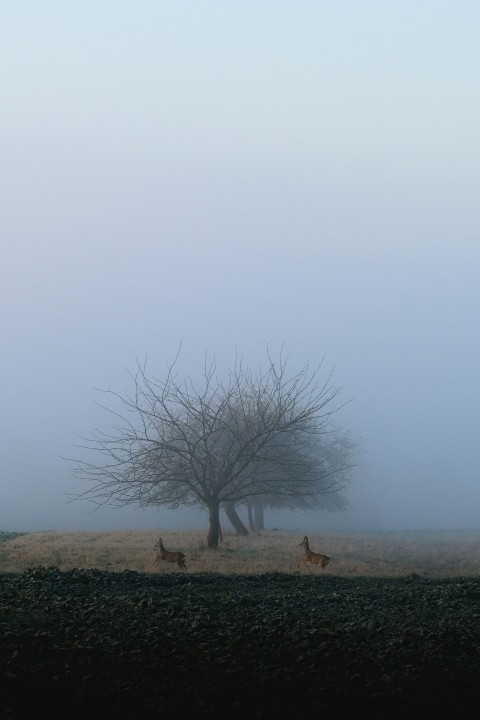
[70,347,357,548]
[223,429,360,534]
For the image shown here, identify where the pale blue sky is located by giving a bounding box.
[1,2,479,532]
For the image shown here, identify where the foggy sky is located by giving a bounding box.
[1,2,479,534]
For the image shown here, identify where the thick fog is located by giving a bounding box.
[1,3,479,534]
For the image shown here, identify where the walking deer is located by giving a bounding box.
[298,536,330,570]
[152,537,186,570]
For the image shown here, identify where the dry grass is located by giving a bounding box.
[2,528,480,577]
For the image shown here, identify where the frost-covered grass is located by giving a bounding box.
[1,528,480,577]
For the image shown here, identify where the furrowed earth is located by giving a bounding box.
[1,567,480,718]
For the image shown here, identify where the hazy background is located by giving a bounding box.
[1,2,479,534]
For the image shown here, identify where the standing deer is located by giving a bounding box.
[152,537,186,570]
[298,536,330,570]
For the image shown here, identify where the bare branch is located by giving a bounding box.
[66,348,359,548]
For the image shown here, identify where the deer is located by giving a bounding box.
[298,536,330,570]
[152,537,186,570]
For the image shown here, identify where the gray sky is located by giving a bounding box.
[1,2,479,533]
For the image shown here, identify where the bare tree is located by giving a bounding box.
[223,428,360,534]
[69,349,350,548]
[223,500,249,535]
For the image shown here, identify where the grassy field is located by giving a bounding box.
[2,529,480,718]
[2,527,480,577]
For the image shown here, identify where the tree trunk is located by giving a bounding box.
[223,501,249,536]
[207,501,222,549]
[253,501,265,531]
[247,501,255,532]
[247,500,265,533]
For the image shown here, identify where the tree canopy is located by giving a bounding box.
[70,349,358,547]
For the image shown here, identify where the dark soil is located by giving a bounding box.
[1,567,480,719]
